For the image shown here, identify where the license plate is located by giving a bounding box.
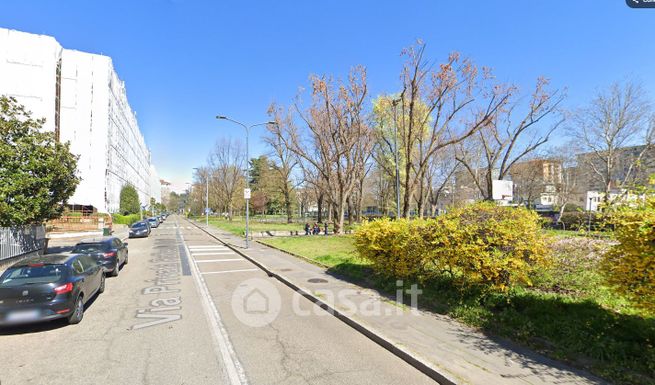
[6,309,40,322]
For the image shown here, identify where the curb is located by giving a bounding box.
[185,218,457,385]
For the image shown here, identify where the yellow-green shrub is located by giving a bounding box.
[354,218,432,279]
[601,198,655,313]
[355,202,549,292]
[439,202,550,291]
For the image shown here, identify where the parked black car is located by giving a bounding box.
[0,254,104,326]
[72,237,128,277]
[129,221,150,238]
[147,217,159,228]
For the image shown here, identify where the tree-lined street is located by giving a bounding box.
[0,216,439,385]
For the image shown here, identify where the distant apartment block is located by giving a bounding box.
[0,27,160,213]
[510,159,563,208]
[575,145,655,192]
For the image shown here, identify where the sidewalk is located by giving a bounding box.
[188,219,605,385]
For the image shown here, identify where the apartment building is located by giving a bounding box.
[0,27,160,213]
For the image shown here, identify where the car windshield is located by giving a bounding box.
[132,222,147,229]
[0,264,66,286]
[72,243,106,253]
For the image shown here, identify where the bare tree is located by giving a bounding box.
[573,81,654,204]
[271,67,373,233]
[266,103,300,223]
[426,149,459,216]
[456,77,565,200]
[547,142,582,226]
[208,138,245,220]
[378,42,515,217]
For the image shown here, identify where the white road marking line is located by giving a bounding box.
[189,246,229,249]
[201,269,259,275]
[195,259,244,263]
[192,252,235,256]
[178,226,249,385]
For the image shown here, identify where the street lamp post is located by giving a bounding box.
[193,168,210,228]
[216,116,277,248]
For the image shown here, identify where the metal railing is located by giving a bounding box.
[0,225,46,261]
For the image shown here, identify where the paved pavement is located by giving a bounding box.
[185,218,607,385]
[0,215,437,385]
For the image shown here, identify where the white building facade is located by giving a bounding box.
[0,28,160,213]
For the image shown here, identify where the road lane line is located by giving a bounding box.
[189,245,227,248]
[192,252,235,256]
[178,223,249,385]
[201,269,259,275]
[195,259,244,263]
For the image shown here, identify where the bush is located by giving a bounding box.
[601,198,655,314]
[354,218,432,279]
[355,202,550,292]
[558,211,607,231]
[438,203,549,291]
[112,213,141,226]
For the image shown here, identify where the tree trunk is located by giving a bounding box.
[284,190,292,224]
[327,200,333,223]
[317,193,323,223]
[347,196,353,226]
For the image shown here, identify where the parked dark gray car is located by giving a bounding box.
[72,237,128,277]
[129,221,150,238]
[0,254,105,326]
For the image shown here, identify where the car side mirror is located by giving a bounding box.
[123,242,128,247]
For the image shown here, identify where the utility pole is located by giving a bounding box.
[216,116,278,248]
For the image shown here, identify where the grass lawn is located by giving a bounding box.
[202,217,303,236]
[258,234,655,385]
[259,235,371,281]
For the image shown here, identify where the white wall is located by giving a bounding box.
[0,27,161,214]
[0,28,61,132]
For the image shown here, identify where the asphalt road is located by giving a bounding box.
[0,216,436,385]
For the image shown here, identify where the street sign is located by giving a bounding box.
[492,180,513,201]
[244,188,251,199]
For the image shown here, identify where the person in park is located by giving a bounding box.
[304,223,310,236]
[324,222,328,236]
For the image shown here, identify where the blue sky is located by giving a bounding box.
[1,0,653,192]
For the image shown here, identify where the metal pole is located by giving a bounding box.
[216,117,276,248]
[392,99,401,219]
[245,127,250,248]
[206,173,209,228]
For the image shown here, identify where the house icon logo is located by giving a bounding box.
[243,288,269,314]
[231,278,281,327]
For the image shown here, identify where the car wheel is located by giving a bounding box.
[98,275,106,293]
[111,263,120,277]
[124,252,129,265]
[68,296,84,324]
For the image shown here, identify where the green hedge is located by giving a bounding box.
[558,211,608,231]
[112,213,141,226]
